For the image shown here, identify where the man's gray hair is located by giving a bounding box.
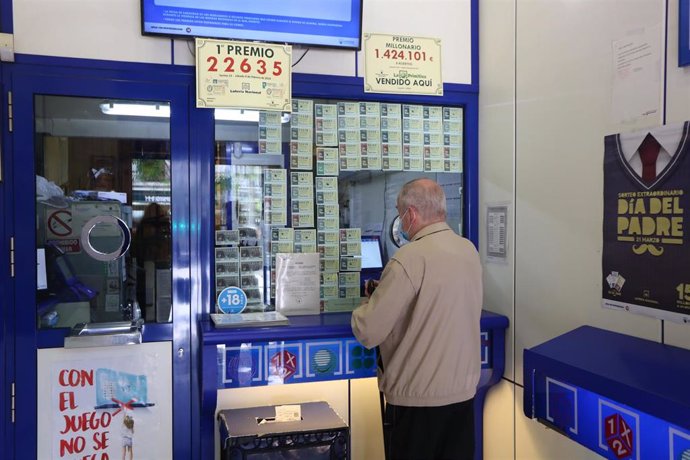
[398,178,447,220]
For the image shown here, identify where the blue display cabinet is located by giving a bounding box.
[524,326,690,459]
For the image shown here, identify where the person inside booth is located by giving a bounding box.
[132,202,172,322]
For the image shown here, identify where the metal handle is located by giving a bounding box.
[64,320,143,348]
[81,215,132,261]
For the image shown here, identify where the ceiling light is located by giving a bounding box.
[214,109,260,122]
[100,102,290,123]
[100,102,170,118]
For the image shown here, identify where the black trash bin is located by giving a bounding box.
[218,401,350,460]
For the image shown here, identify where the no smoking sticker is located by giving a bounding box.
[47,210,73,237]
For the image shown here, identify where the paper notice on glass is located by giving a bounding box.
[611,26,662,124]
[37,248,48,290]
[275,253,320,316]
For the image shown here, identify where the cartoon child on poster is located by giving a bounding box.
[121,412,134,460]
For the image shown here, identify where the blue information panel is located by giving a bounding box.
[217,332,493,388]
[534,374,690,459]
[217,337,377,387]
[480,330,492,369]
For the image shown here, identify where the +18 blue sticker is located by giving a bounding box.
[217,286,248,314]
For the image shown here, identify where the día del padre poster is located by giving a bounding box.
[602,121,690,322]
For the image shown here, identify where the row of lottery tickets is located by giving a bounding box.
[268,226,363,302]
[213,227,361,307]
[213,229,264,308]
[257,99,463,174]
[220,169,363,303]
[264,170,342,229]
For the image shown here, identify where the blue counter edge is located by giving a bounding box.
[201,309,509,345]
[523,325,690,431]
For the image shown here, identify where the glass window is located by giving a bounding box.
[213,100,463,314]
[35,96,172,328]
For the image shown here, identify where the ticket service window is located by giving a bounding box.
[35,95,173,329]
[200,87,492,460]
[211,98,465,317]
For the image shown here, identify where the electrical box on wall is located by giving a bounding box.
[0,33,14,62]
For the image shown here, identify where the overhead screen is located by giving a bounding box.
[141,0,363,50]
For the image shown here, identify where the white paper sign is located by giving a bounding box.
[275,404,302,422]
[37,342,173,460]
[275,253,320,316]
[486,204,509,264]
[196,38,292,111]
[37,248,47,290]
[611,26,662,123]
[364,33,443,96]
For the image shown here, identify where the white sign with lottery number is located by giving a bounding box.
[364,33,443,96]
[196,38,292,111]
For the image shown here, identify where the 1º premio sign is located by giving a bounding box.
[196,38,292,111]
[363,33,443,96]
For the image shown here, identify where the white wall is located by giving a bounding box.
[13,0,473,83]
[480,0,690,458]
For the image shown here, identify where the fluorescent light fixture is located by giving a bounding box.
[100,102,290,123]
[100,102,170,118]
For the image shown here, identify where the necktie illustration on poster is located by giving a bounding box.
[638,133,661,184]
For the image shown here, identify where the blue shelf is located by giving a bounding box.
[201,309,509,345]
[524,326,690,459]
[200,312,354,344]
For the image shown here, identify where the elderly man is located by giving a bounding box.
[352,177,483,460]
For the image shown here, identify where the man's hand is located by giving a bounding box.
[365,279,379,298]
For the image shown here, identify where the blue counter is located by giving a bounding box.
[201,309,509,460]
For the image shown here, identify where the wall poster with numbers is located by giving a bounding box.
[602,121,690,322]
[196,38,292,111]
[363,33,443,96]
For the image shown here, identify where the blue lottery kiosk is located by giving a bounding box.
[0,1,509,458]
[0,61,509,459]
[196,74,510,458]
